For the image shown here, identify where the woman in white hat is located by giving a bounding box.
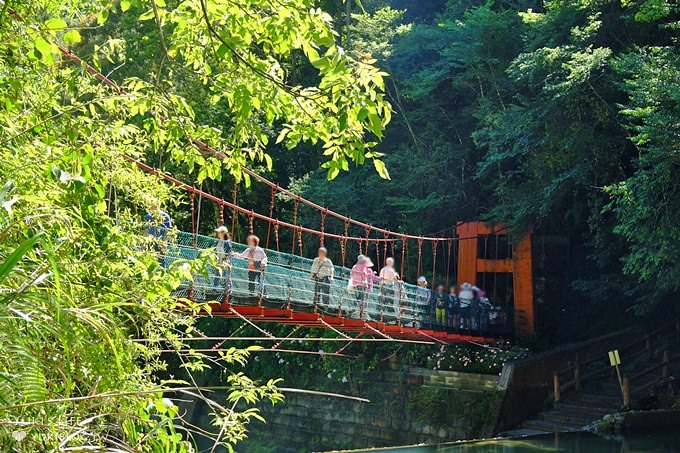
[350,255,369,310]
[415,276,431,328]
[213,225,233,297]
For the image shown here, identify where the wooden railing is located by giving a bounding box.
[552,319,680,409]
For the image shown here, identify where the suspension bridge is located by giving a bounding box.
[132,156,534,344]
[59,44,535,345]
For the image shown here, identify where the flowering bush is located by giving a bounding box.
[422,342,531,374]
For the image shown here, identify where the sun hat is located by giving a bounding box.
[417,276,427,284]
[357,254,366,263]
[215,226,229,234]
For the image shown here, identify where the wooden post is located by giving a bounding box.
[662,350,670,379]
[622,375,630,409]
[553,371,561,409]
[574,353,581,392]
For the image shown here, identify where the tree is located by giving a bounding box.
[0,0,390,449]
[605,8,680,312]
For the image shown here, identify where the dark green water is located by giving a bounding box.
[347,432,680,452]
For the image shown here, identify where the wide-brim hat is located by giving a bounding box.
[215,226,229,234]
[365,258,375,267]
[417,276,427,284]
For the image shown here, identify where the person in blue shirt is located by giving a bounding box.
[446,286,459,333]
[145,200,172,266]
[145,200,172,239]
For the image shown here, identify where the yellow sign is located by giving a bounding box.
[608,349,621,366]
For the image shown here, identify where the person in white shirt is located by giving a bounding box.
[310,247,334,307]
[235,234,268,297]
[458,282,474,330]
[379,257,399,311]
[213,225,233,297]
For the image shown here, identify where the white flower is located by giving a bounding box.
[341,376,348,384]
[11,431,26,442]
[327,373,332,379]
[278,358,285,364]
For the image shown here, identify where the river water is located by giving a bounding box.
[346,431,680,452]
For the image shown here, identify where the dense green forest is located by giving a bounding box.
[1,0,679,449]
[295,0,680,340]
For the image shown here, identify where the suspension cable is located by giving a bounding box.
[266,186,277,249]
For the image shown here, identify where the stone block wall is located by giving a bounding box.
[234,368,502,452]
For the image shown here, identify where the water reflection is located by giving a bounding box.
[344,432,680,453]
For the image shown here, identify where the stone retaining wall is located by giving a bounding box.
[231,368,501,452]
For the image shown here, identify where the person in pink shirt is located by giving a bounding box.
[349,255,368,308]
[364,257,380,291]
[349,255,379,313]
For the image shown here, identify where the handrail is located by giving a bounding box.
[553,318,680,408]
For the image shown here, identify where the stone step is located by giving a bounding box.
[569,392,622,408]
[537,410,597,427]
[557,402,614,418]
[521,419,581,433]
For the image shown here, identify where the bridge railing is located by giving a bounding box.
[160,232,431,325]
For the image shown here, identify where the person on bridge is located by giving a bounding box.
[458,282,474,330]
[145,199,172,239]
[310,247,334,308]
[433,285,447,330]
[212,226,233,298]
[416,276,431,328]
[145,199,172,267]
[235,234,268,298]
[349,255,371,315]
[379,257,399,312]
[446,286,459,333]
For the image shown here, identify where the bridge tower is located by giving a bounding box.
[456,222,534,336]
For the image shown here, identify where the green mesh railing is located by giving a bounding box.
[160,231,429,325]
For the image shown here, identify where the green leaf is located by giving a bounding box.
[0,234,41,287]
[120,0,131,11]
[33,37,53,64]
[275,128,289,144]
[368,112,382,137]
[373,159,390,180]
[139,10,154,21]
[45,18,67,30]
[338,113,348,131]
[97,9,109,25]
[63,30,82,44]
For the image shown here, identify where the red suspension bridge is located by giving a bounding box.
[60,44,535,345]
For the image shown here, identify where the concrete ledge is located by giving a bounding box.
[622,410,680,431]
[408,368,500,392]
